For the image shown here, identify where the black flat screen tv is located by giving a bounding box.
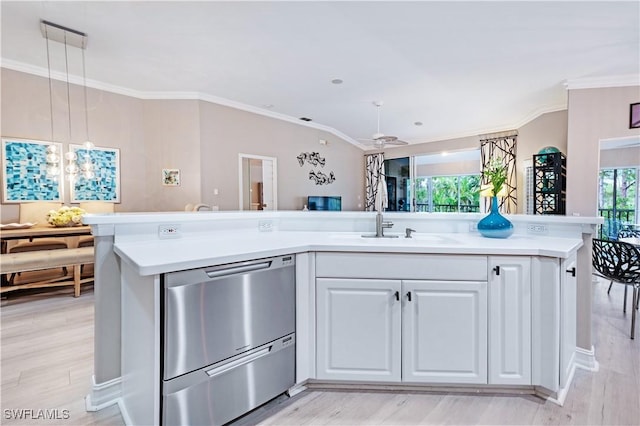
[308,196,342,211]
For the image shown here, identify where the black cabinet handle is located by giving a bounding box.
[493,266,500,275]
[406,291,412,302]
[566,267,576,277]
[394,291,399,301]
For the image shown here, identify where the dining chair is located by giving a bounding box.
[7,202,69,285]
[618,228,640,239]
[592,238,640,339]
[193,203,212,211]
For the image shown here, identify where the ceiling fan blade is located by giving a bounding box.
[384,139,409,146]
[373,135,408,145]
[361,102,410,148]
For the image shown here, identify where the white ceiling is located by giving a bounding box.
[1,1,639,149]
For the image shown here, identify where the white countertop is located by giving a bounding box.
[114,230,584,276]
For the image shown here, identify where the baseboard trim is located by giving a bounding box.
[287,383,307,397]
[540,361,576,406]
[574,345,599,372]
[307,380,537,396]
[85,375,122,412]
[117,398,133,426]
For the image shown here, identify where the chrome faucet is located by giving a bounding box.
[375,212,395,237]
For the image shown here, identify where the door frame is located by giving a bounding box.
[238,153,278,211]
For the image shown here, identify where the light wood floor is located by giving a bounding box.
[1,278,638,425]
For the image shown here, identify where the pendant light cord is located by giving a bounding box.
[45,28,54,142]
[64,32,72,142]
[82,47,90,143]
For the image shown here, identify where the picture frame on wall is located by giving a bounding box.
[631,103,640,129]
[1,137,64,203]
[69,144,120,203]
[162,169,180,186]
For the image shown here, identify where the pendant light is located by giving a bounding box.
[40,20,93,182]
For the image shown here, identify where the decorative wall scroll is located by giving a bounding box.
[70,144,120,203]
[2,138,63,202]
[297,151,336,185]
[297,151,326,167]
[309,170,335,185]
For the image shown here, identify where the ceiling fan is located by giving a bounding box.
[358,101,409,148]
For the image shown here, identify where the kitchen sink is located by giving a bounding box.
[329,232,461,245]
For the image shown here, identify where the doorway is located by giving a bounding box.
[238,154,278,211]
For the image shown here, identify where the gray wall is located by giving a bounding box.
[0,69,364,221]
[386,110,570,214]
[565,84,640,352]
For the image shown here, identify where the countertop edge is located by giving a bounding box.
[114,233,584,276]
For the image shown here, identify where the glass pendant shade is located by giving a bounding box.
[65,163,79,174]
[46,153,60,163]
[46,166,60,176]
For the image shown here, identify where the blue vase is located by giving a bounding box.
[477,196,514,238]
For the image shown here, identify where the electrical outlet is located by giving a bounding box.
[159,224,181,239]
[469,221,478,231]
[258,220,273,232]
[527,223,548,234]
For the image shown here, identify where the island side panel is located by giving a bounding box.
[531,256,561,393]
[120,262,161,426]
[90,233,123,409]
[295,252,316,383]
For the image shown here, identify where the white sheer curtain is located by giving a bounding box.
[365,153,385,211]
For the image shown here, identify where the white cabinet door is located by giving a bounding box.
[316,278,401,381]
[402,280,488,384]
[489,257,532,385]
[560,254,577,388]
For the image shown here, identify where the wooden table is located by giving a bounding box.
[0,225,92,252]
[1,225,93,290]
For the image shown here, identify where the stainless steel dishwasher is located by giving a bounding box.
[161,255,296,426]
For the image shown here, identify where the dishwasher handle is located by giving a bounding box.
[205,345,272,378]
[205,260,272,278]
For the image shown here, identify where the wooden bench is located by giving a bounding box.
[0,247,94,297]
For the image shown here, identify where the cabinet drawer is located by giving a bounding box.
[316,252,487,281]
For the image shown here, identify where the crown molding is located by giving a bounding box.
[1,59,577,151]
[564,74,640,90]
[1,59,364,149]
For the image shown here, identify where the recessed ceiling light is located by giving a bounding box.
[263,104,274,109]
[331,79,343,85]
[299,117,312,122]
[414,121,423,126]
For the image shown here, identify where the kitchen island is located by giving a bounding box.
[82,211,601,424]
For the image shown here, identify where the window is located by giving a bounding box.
[415,174,481,213]
[386,150,481,213]
[598,167,638,238]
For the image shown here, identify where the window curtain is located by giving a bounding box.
[480,131,517,214]
[365,153,385,211]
